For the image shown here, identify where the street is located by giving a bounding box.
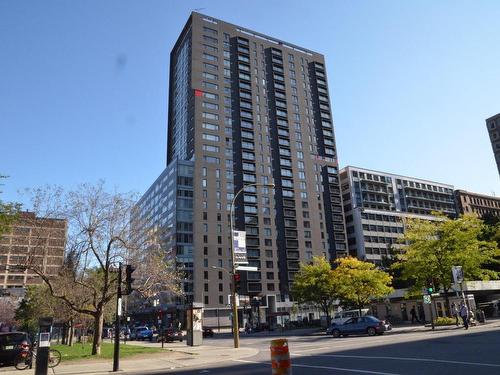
[150,323,500,375]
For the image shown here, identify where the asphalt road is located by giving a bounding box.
[156,322,500,375]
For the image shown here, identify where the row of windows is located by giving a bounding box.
[364,236,398,244]
[362,224,404,234]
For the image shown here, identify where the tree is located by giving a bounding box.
[0,175,20,236]
[393,214,500,313]
[0,297,17,329]
[333,257,393,315]
[291,256,340,324]
[19,182,183,355]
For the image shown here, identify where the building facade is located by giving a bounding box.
[486,113,500,176]
[137,12,348,324]
[339,166,456,263]
[0,212,66,294]
[455,190,500,219]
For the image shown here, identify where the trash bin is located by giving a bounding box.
[477,310,486,323]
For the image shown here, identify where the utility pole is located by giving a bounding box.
[113,263,122,372]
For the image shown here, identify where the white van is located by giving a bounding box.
[331,309,369,325]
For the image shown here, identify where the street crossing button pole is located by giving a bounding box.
[35,317,53,375]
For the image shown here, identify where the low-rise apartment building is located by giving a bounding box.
[340,166,456,264]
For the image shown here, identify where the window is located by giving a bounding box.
[202,133,220,142]
[203,26,218,36]
[203,44,218,53]
[202,72,218,80]
[203,35,218,44]
[203,92,218,100]
[203,62,218,71]
[203,102,219,110]
[203,144,220,152]
[202,112,219,120]
[202,81,218,90]
[203,53,218,62]
[202,122,219,131]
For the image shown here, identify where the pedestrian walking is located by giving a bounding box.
[451,302,459,326]
[459,302,469,330]
[410,306,419,324]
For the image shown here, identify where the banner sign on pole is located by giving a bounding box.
[233,230,248,265]
[452,266,464,284]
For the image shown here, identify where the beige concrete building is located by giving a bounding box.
[0,212,66,293]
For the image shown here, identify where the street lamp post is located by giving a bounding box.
[229,182,275,349]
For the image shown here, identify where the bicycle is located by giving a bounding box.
[14,342,62,370]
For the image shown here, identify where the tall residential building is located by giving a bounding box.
[136,12,347,325]
[455,190,500,219]
[340,166,456,264]
[486,113,500,176]
[0,212,66,294]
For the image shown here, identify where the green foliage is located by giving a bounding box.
[0,175,21,237]
[291,256,339,319]
[434,316,456,326]
[15,285,71,334]
[393,214,500,295]
[333,257,394,313]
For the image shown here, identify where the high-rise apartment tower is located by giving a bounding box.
[135,12,347,325]
[486,113,500,177]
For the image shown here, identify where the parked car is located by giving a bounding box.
[330,309,369,325]
[161,328,183,342]
[202,327,214,338]
[0,332,31,365]
[134,327,153,341]
[328,316,388,338]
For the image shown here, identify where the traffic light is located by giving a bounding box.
[125,264,136,295]
[426,278,434,294]
[233,272,241,293]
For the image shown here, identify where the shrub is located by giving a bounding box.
[434,317,456,326]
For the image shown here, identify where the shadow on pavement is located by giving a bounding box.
[162,328,500,375]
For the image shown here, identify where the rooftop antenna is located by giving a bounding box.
[194,8,205,12]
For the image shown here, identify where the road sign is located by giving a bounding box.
[236,265,258,271]
[423,295,431,304]
[452,266,464,284]
[233,230,248,264]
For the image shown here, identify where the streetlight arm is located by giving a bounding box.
[228,182,274,349]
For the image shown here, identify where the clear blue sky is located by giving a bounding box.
[1,0,499,207]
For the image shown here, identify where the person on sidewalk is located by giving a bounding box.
[451,302,459,326]
[460,302,469,330]
[410,306,419,324]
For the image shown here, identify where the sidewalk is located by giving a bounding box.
[0,342,258,375]
[389,317,500,334]
[222,326,322,338]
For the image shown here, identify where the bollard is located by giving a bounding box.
[270,338,291,374]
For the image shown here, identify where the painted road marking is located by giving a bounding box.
[302,354,500,368]
[233,359,401,375]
